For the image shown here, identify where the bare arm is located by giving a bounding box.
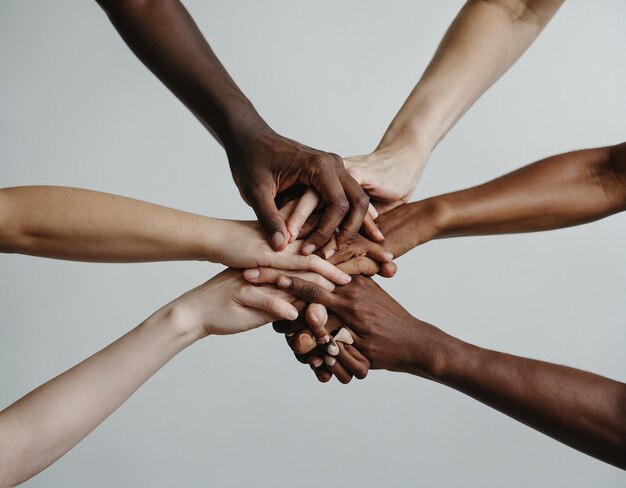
[95,0,370,252]
[277,276,626,469]
[0,266,331,487]
[0,186,350,284]
[341,142,626,261]
[345,0,565,211]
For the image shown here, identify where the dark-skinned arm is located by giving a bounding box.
[95,0,372,252]
[332,142,626,264]
[275,275,626,469]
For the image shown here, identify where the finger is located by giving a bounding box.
[324,354,353,384]
[273,316,308,335]
[335,342,369,380]
[368,203,379,220]
[289,330,317,355]
[337,256,380,276]
[238,285,298,321]
[313,365,333,383]
[278,198,298,221]
[277,275,339,308]
[308,356,324,369]
[320,235,338,260]
[361,212,384,242]
[329,239,392,266]
[344,343,369,364]
[298,209,322,240]
[244,267,337,291]
[306,303,329,343]
[303,159,349,254]
[286,189,320,242]
[248,183,289,251]
[335,172,370,249]
[333,327,354,345]
[379,262,398,278]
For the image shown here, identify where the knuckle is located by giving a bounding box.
[356,192,370,211]
[305,254,320,268]
[334,198,350,215]
[263,295,280,313]
[304,283,322,302]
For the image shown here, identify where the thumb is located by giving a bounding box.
[248,185,290,251]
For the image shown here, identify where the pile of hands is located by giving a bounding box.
[164,137,443,384]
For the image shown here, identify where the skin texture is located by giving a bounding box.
[95,0,370,253]
[330,142,626,266]
[0,186,352,285]
[344,0,564,212]
[0,267,338,487]
[275,275,626,470]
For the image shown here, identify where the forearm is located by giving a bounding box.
[380,0,563,154]
[408,329,626,468]
[433,143,626,238]
[0,307,203,487]
[97,0,269,148]
[381,143,626,258]
[0,186,224,262]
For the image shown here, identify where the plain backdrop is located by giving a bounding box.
[1,1,625,486]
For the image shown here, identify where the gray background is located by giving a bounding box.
[1,0,625,486]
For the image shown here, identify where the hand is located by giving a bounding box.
[326,199,445,268]
[161,268,334,337]
[226,129,370,253]
[272,306,371,384]
[283,187,384,244]
[274,275,447,375]
[344,145,429,213]
[213,220,351,285]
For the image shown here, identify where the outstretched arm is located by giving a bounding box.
[345,0,564,211]
[95,0,371,252]
[276,276,626,469]
[0,186,352,284]
[334,142,626,262]
[0,267,334,487]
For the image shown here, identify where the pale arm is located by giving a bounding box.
[0,186,350,284]
[0,266,332,487]
[345,0,565,211]
[0,308,201,487]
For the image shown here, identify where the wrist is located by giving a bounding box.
[377,91,445,158]
[149,303,209,349]
[222,112,275,155]
[398,319,467,381]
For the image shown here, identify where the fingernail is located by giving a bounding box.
[287,309,298,321]
[298,334,315,350]
[278,277,292,288]
[341,274,352,284]
[302,243,316,255]
[327,339,339,356]
[309,312,319,324]
[324,356,336,367]
[324,248,336,259]
[334,327,354,345]
[272,232,285,249]
[311,357,324,368]
[244,268,260,280]
[286,332,295,338]
[376,229,385,241]
[384,251,394,262]
[316,334,330,345]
